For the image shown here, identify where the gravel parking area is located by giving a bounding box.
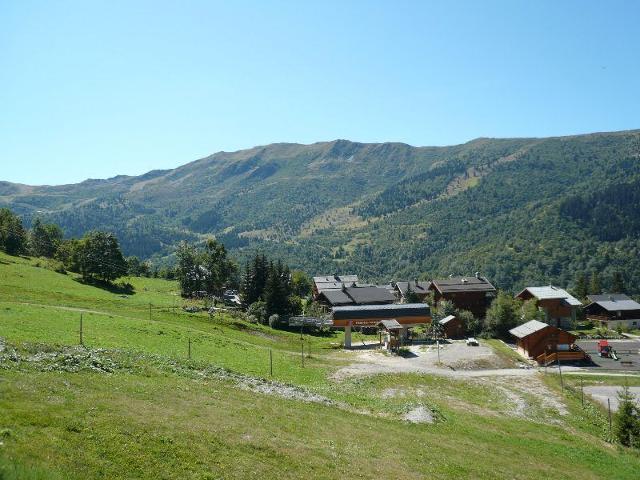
[334,340,528,379]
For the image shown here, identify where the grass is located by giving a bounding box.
[3,251,640,479]
[482,339,523,365]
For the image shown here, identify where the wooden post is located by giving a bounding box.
[188,337,191,360]
[269,349,273,376]
[558,354,563,392]
[608,398,612,438]
[80,313,83,346]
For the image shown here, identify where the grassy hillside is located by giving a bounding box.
[2,252,640,479]
[2,130,640,293]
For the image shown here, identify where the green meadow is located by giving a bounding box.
[2,251,640,479]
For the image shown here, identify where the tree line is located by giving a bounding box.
[0,207,139,283]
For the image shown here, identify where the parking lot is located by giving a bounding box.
[576,340,640,371]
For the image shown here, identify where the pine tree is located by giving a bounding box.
[573,272,588,300]
[589,271,602,295]
[611,271,626,294]
[614,385,640,447]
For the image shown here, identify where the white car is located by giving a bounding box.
[466,337,479,346]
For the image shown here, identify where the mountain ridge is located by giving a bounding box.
[2,128,640,293]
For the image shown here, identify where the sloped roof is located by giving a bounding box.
[587,294,640,312]
[347,286,396,305]
[439,315,457,325]
[430,276,496,294]
[396,281,430,296]
[318,289,353,306]
[517,286,582,306]
[509,320,550,339]
[313,274,358,283]
[378,319,403,330]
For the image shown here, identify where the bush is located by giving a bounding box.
[247,301,268,325]
[268,314,280,329]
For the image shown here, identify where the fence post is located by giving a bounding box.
[269,349,273,376]
[301,342,304,368]
[80,313,83,346]
[558,355,563,392]
[608,398,612,438]
[581,378,584,407]
[188,337,191,360]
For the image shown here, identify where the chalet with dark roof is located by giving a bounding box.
[394,280,430,302]
[584,294,640,330]
[428,274,496,318]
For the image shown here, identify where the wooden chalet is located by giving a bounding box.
[332,303,431,348]
[439,315,464,339]
[394,280,430,302]
[584,294,640,330]
[515,286,582,329]
[428,274,496,318]
[509,320,586,364]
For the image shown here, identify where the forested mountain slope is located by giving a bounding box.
[2,130,640,293]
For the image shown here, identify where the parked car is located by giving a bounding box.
[466,337,479,346]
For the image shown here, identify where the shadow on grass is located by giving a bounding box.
[73,277,135,295]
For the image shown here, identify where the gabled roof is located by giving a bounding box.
[517,286,582,306]
[586,294,640,312]
[509,320,550,339]
[378,319,403,330]
[439,315,457,325]
[396,281,430,296]
[430,276,496,294]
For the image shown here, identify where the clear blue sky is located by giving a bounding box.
[1,0,639,185]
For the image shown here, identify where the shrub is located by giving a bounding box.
[247,301,268,325]
[268,314,280,329]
